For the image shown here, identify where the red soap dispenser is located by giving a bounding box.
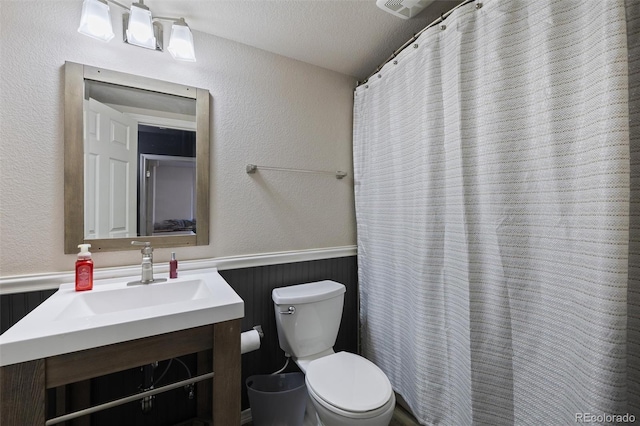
[75,244,94,291]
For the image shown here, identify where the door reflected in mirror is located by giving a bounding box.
[139,151,196,237]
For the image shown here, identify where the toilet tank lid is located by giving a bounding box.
[272,281,346,305]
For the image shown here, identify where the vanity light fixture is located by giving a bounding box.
[77,0,196,61]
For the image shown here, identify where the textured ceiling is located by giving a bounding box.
[144,0,456,80]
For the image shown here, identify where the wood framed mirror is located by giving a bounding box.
[64,61,210,253]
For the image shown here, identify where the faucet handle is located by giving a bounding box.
[131,241,153,255]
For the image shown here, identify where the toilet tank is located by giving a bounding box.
[272,281,346,358]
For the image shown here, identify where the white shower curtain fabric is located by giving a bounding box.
[625,0,640,418]
[353,1,634,425]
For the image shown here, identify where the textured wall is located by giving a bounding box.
[0,0,356,277]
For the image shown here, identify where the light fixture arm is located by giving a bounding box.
[153,16,186,23]
[103,0,185,23]
[92,0,191,27]
[104,0,129,11]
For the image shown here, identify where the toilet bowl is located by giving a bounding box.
[272,281,395,426]
[305,352,395,426]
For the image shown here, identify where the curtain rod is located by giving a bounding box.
[357,0,478,88]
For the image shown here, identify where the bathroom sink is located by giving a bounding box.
[55,278,213,321]
[0,268,244,367]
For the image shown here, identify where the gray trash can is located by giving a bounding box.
[246,372,307,426]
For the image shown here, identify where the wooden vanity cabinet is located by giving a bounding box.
[0,319,241,426]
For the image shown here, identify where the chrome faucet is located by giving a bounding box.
[128,241,167,285]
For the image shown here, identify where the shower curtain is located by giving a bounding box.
[353,0,638,424]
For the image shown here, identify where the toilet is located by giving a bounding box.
[272,281,395,426]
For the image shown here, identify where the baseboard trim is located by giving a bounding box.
[0,246,357,295]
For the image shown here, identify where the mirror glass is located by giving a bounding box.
[64,62,210,253]
[84,81,196,239]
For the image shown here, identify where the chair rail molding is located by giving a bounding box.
[0,246,357,295]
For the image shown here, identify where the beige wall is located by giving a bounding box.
[0,1,356,277]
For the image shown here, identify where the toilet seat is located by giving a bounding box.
[306,378,395,421]
[305,352,393,417]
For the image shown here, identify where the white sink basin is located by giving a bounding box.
[55,278,213,321]
[0,268,244,367]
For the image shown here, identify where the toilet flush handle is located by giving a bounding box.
[279,306,296,315]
